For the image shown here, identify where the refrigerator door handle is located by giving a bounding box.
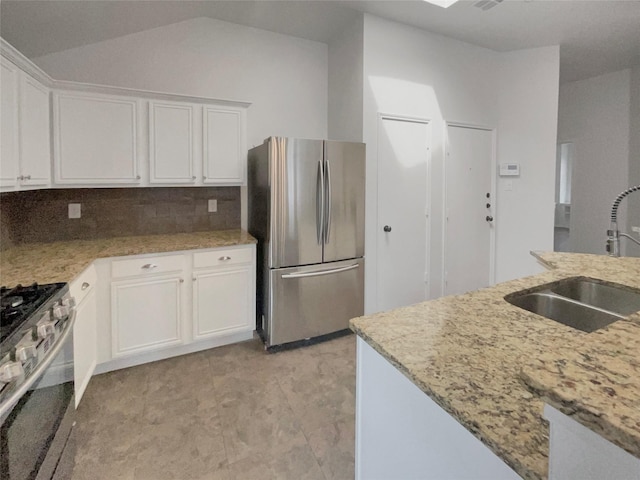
[282,263,359,279]
[316,159,325,245]
[324,157,332,243]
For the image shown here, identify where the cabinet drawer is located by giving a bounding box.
[193,247,252,269]
[112,254,184,279]
[70,264,97,305]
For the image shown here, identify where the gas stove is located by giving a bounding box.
[0,282,77,480]
[0,283,67,344]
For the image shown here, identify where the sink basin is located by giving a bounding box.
[549,277,640,316]
[506,292,623,333]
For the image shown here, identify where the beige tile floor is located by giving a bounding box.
[72,334,356,480]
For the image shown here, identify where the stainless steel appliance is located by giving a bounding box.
[248,137,365,349]
[0,283,76,480]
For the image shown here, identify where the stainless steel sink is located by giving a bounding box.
[506,292,623,333]
[549,278,640,316]
[504,277,640,333]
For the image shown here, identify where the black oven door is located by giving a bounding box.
[0,314,76,480]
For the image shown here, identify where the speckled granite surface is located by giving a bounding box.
[0,230,256,286]
[350,252,640,480]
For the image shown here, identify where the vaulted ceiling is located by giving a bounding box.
[2,0,639,83]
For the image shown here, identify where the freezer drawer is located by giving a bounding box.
[267,258,364,347]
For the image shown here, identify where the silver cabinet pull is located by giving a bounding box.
[17,175,23,181]
[81,282,90,290]
[141,263,158,270]
[179,278,184,283]
[192,176,196,180]
[219,256,231,261]
[24,175,31,180]
[135,175,141,180]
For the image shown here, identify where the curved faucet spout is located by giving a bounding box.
[607,185,640,256]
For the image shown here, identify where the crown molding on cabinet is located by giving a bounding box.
[0,37,251,109]
[1,38,53,86]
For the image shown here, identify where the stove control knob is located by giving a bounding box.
[62,297,76,308]
[52,304,70,321]
[0,361,24,383]
[15,343,38,362]
[37,322,56,339]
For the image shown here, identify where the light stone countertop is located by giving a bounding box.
[350,252,640,480]
[0,230,256,286]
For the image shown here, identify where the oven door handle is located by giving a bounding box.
[0,310,76,420]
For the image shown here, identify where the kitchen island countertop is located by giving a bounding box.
[350,252,640,480]
[0,229,256,286]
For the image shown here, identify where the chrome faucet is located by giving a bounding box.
[606,185,640,256]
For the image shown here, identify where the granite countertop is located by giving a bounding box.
[350,252,640,480]
[0,229,256,286]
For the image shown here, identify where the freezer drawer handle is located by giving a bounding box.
[282,263,359,279]
[141,264,158,270]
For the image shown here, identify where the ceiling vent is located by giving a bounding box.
[473,0,504,11]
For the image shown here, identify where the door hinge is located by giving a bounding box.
[424,272,428,284]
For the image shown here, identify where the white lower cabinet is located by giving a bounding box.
[91,244,255,373]
[193,267,252,340]
[111,274,184,357]
[71,265,98,407]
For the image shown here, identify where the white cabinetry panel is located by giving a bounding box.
[111,276,183,357]
[203,106,246,184]
[193,267,251,340]
[0,57,19,188]
[54,92,140,184]
[149,101,195,184]
[20,75,51,186]
[73,286,96,407]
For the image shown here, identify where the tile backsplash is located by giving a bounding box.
[0,187,240,246]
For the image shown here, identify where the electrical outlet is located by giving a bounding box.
[208,199,218,213]
[68,203,81,219]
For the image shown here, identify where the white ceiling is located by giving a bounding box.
[2,0,640,83]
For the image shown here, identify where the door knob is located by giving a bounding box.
[486,216,494,222]
[383,225,392,232]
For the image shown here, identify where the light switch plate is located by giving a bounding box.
[208,199,218,213]
[68,203,81,219]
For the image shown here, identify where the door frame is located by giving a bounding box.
[442,121,497,295]
[376,113,432,311]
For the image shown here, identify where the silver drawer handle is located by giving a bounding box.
[81,282,90,290]
[219,256,231,261]
[141,264,158,270]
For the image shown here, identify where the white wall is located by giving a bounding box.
[495,46,560,281]
[558,69,631,255]
[34,16,328,148]
[361,14,559,313]
[328,16,364,142]
[628,66,640,256]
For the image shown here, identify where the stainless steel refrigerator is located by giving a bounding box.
[248,137,365,349]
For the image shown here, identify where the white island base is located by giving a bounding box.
[355,338,520,480]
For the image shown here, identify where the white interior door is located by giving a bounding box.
[377,117,429,312]
[444,125,494,296]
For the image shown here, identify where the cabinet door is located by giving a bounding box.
[111,275,183,357]
[73,288,96,407]
[149,102,195,184]
[193,266,252,340]
[19,74,51,186]
[203,106,246,184]
[54,92,140,184]
[1,58,19,189]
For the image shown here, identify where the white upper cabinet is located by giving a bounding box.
[203,106,246,185]
[53,92,141,184]
[1,57,20,189]
[149,101,196,184]
[20,75,51,186]
[1,56,51,191]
